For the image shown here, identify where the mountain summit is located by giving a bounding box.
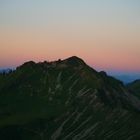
[64,56,86,66]
[0,56,140,140]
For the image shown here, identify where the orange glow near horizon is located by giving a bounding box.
[0,1,140,72]
[0,27,140,71]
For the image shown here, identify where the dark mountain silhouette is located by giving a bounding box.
[0,56,140,140]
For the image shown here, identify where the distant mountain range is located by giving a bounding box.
[113,74,140,84]
[0,69,12,74]
[0,56,140,140]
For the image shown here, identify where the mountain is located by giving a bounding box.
[0,69,12,74]
[127,80,140,99]
[113,74,140,84]
[0,56,140,140]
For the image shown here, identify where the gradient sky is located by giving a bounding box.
[0,0,140,74]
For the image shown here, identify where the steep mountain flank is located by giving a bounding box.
[127,80,140,99]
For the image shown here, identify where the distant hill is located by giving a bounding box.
[0,56,140,140]
[0,69,12,74]
[113,74,140,84]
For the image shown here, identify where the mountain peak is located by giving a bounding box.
[66,56,83,60]
[63,56,86,67]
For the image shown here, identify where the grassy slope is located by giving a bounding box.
[127,80,140,98]
[0,58,140,140]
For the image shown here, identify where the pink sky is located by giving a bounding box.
[0,27,140,71]
[0,0,140,72]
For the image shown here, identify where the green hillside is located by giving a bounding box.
[0,56,140,140]
[127,80,140,99]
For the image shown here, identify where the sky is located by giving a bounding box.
[0,0,140,75]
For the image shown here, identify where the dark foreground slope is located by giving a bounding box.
[127,80,140,99]
[0,56,140,140]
